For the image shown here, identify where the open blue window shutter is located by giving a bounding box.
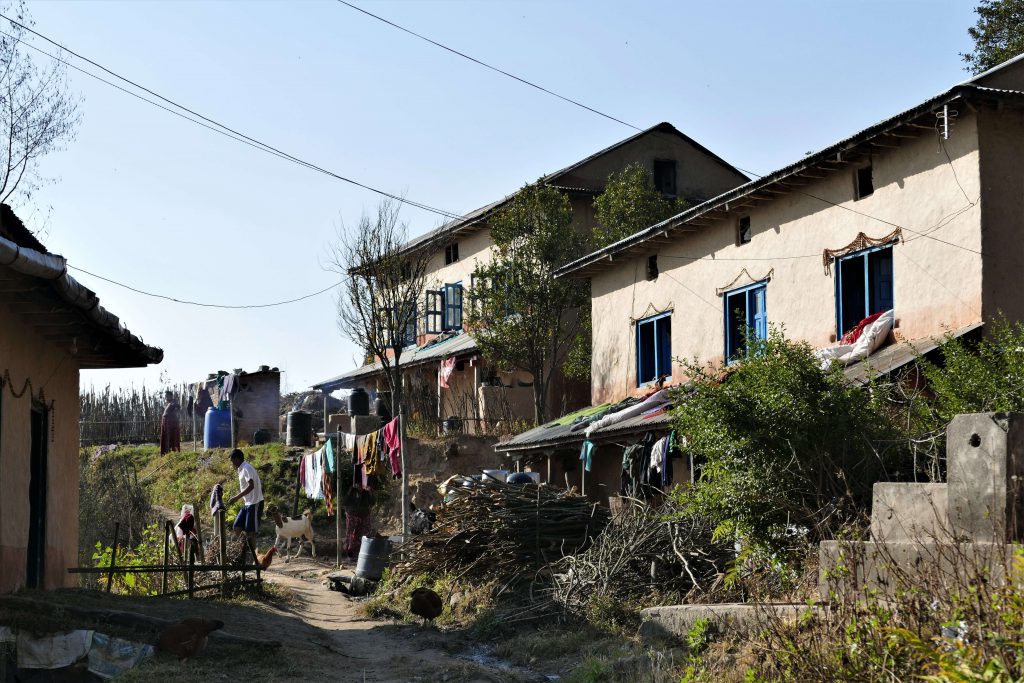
[751,286,767,342]
[443,283,463,330]
[869,249,894,314]
[657,315,672,378]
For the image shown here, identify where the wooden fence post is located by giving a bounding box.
[187,543,195,599]
[162,521,170,595]
[106,522,120,593]
[218,510,228,598]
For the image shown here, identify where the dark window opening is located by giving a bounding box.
[445,242,460,265]
[400,262,412,281]
[856,165,874,199]
[646,254,659,281]
[636,312,672,386]
[26,405,47,589]
[836,246,893,337]
[724,283,767,361]
[737,216,752,245]
[653,159,677,197]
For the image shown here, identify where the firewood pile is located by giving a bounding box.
[551,497,733,614]
[393,480,609,586]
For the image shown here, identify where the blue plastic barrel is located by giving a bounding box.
[204,407,232,449]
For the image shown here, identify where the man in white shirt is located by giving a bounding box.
[227,449,264,538]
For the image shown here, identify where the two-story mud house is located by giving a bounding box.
[313,123,748,433]
[497,56,1024,504]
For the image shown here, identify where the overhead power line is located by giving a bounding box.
[336,1,983,257]
[0,13,464,221]
[67,264,340,309]
[336,0,641,131]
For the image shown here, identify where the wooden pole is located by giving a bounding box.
[161,521,170,595]
[192,384,197,453]
[229,398,236,449]
[106,522,120,593]
[335,439,342,568]
[293,460,301,517]
[400,407,409,542]
[218,510,227,599]
[546,453,551,485]
[187,543,195,599]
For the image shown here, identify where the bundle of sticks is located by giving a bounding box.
[551,497,733,614]
[394,479,609,587]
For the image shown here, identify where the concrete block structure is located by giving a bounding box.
[202,368,281,444]
[819,412,1024,600]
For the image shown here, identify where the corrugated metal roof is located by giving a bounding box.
[495,406,672,454]
[399,122,748,256]
[311,332,478,391]
[495,322,983,453]
[556,84,1024,279]
[843,322,982,385]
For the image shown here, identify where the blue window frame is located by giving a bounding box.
[443,283,463,331]
[724,282,768,362]
[636,311,672,386]
[835,245,894,338]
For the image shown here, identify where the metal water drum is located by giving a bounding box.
[481,469,508,483]
[348,388,370,416]
[204,407,232,449]
[286,410,313,447]
[355,536,391,580]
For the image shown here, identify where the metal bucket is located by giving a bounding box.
[355,536,391,580]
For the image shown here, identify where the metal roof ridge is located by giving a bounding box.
[554,83,1004,279]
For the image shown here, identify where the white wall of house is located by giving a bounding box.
[589,111,985,404]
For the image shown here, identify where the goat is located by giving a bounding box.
[266,506,315,561]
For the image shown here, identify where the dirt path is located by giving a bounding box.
[255,555,540,683]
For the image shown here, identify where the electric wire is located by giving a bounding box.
[0,14,464,221]
[337,1,984,257]
[66,264,340,309]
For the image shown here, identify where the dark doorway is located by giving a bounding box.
[26,405,47,589]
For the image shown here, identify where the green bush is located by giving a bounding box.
[673,329,904,550]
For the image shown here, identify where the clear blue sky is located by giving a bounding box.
[21,0,978,395]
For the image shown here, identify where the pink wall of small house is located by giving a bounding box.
[0,301,80,593]
[589,110,984,404]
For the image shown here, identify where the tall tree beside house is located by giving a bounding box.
[0,2,80,206]
[467,183,588,423]
[327,199,436,419]
[962,0,1024,74]
[592,163,686,248]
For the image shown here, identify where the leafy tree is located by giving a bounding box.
[0,2,80,206]
[673,329,903,549]
[962,0,1024,74]
[467,182,589,423]
[592,163,686,248]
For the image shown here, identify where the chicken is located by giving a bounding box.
[409,587,443,626]
[257,545,277,570]
[157,618,224,661]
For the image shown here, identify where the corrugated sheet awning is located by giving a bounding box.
[495,405,673,454]
[312,332,479,392]
[843,321,982,385]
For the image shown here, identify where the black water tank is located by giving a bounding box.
[286,410,313,447]
[348,388,370,416]
[375,392,392,422]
